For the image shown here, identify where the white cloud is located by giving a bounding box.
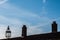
[27,25,43,35]
[0,0,59,39]
[0,25,7,39]
[0,0,8,5]
[0,2,53,39]
[0,15,22,39]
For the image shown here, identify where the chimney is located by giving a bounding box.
[22,25,27,38]
[52,21,57,33]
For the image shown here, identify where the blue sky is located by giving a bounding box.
[0,0,60,39]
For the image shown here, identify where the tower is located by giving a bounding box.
[5,26,11,39]
[52,21,57,33]
[22,25,27,38]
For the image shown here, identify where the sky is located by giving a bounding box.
[0,0,60,39]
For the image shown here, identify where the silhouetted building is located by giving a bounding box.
[1,21,60,40]
[52,21,57,33]
[5,26,11,39]
[22,25,27,38]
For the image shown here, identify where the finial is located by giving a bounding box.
[7,26,10,30]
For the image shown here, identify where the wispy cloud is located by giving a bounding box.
[0,0,57,39]
[0,0,8,5]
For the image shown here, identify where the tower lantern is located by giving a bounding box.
[5,26,11,39]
